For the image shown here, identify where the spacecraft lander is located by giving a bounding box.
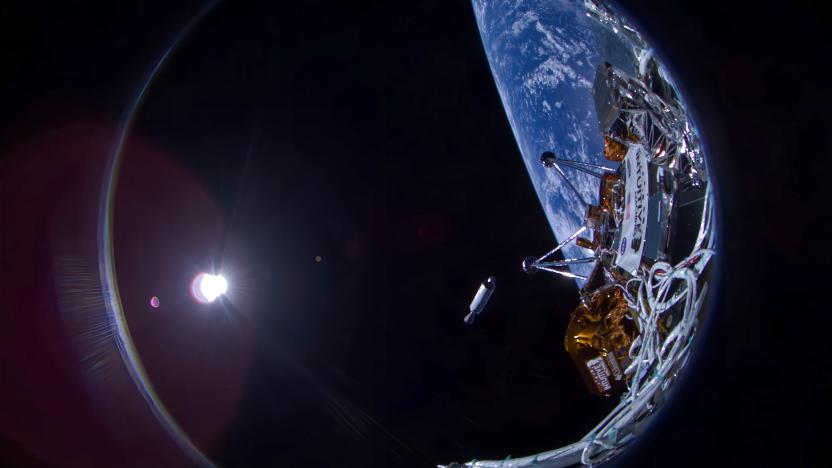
[447,1,716,466]
[523,57,713,399]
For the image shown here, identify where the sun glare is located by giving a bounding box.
[191,273,228,304]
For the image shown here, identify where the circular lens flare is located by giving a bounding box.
[191,273,228,304]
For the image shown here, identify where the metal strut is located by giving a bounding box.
[554,158,617,179]
[549,161,589,207]
[523,226,594,280]
[539,150,615,206]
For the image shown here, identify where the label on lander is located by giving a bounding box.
[585,356,612,393]
[615,145,649,274]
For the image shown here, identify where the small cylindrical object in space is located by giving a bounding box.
[464,276,496,324]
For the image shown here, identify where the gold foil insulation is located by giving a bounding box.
[603,135,628,162]
[576,237,597,250]
[598,173,619,212]
[564,286,636,396]
[575,172,621,254]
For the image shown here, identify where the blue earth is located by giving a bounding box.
[473,0,638,284]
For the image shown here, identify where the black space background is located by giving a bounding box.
[0,0,828,467]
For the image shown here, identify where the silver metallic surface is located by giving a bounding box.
[465,277,496,324]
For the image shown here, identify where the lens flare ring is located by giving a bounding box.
[97,2,220,466]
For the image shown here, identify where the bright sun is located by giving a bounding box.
[191,273,228,304]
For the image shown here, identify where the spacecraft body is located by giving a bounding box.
[583,59,707,278]
[561,56,713,398]
[511,27,715,405]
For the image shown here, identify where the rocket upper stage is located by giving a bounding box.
[464,277,496,325]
